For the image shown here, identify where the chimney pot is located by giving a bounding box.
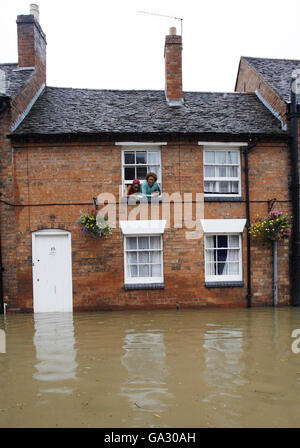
[169,27,177,36]
[30,4,39,22]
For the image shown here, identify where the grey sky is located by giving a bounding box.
[1,0,300,93]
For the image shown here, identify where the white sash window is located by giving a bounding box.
[203,147,241,197]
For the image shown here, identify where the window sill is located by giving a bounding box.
[121,196,162,204]
[204,196,243,202]
[124,283,165,290]
[205,281,244,288]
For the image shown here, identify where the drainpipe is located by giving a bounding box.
[0,101,8,314]
[243,138,258,308]
[290,77,300,306]
[0,194,3,314]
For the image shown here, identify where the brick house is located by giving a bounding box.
[0,6,298,312]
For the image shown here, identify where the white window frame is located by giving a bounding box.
[123,234,164,285]
[121,146,162,197]
[204,233,243,283]
[203,146,242,198]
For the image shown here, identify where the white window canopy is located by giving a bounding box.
[201,219,247,234]
[120,220,167,235]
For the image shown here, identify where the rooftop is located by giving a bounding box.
[0,63,34,99]
[12,86,285,137]
[241,56,300,104]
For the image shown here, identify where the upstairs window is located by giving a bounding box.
[122,147,162,196]
[204,148,241,197]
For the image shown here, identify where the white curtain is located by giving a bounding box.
[205,236,215,276]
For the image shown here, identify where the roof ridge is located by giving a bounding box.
[44,85,256,96]
[242,56,300,63]
[0,62,18,66]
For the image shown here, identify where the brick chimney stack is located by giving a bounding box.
[17,4,46,83]
[164,27,183,106]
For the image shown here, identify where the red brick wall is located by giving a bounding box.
[0,107,18,308]
[8,140,292,312]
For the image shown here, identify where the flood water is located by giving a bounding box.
[1,307,300,428]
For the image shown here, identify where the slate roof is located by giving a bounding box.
[242,56,300,104]
[12,86,285,137]
[0,63,34,99]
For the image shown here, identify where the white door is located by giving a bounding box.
[32,230,73,313]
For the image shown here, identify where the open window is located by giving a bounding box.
[121,146,162,198]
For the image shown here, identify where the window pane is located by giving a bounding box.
[227,249,239,261]
[130,265,138,277]
[228,262,239,274]
[138,237,149,250]
[204,151,215,163]
[204,181,216,193]
[217,236,228,248]
[128,252,137,264]
[231,181,239,193]
[219,181,230,193]
[139,251,149,263]
[206,262,215,276]
[124,152,135,164]
[136,167,147,179]
[150,236,161,249]
[217,249,228,262]
[148,151,159,165]
[205,236,215,249]
[227,166,238,177]
[136,152,147,164]
[150,251,161,263]
[215,151,226,164]
[149,166,160,179]
[139,264,149,277]
[216,165,226,177]
[227,151,238,164]
[229,235,239,248]
[126,237,137,250]
[217,262,227,275]
[151,264,161,277]
[125,167,135,181]
[204,166,215,177]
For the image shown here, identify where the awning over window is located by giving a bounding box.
[200,219,247,234]
[120,220,167,235]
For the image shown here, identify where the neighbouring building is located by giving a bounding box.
[0,5,299,313]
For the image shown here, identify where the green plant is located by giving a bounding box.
[249,210,292,242]
[77,209,112,238]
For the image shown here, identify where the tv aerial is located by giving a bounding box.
[137,10,183,41]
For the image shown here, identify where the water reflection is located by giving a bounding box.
[33,313,78,393]
[120,329,173,417]
[202,325,246,424]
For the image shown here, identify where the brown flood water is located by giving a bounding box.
[1,307,300,428]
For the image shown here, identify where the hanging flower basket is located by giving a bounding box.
[249,210,292,242]
[77,209,112,238]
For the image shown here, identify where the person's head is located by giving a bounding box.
[146,172,157,187]
[132,179,140,192]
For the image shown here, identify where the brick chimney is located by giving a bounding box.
[164,27,183,106]
[17,4,46,83]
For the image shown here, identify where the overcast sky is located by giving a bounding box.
[1,0,300,92]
